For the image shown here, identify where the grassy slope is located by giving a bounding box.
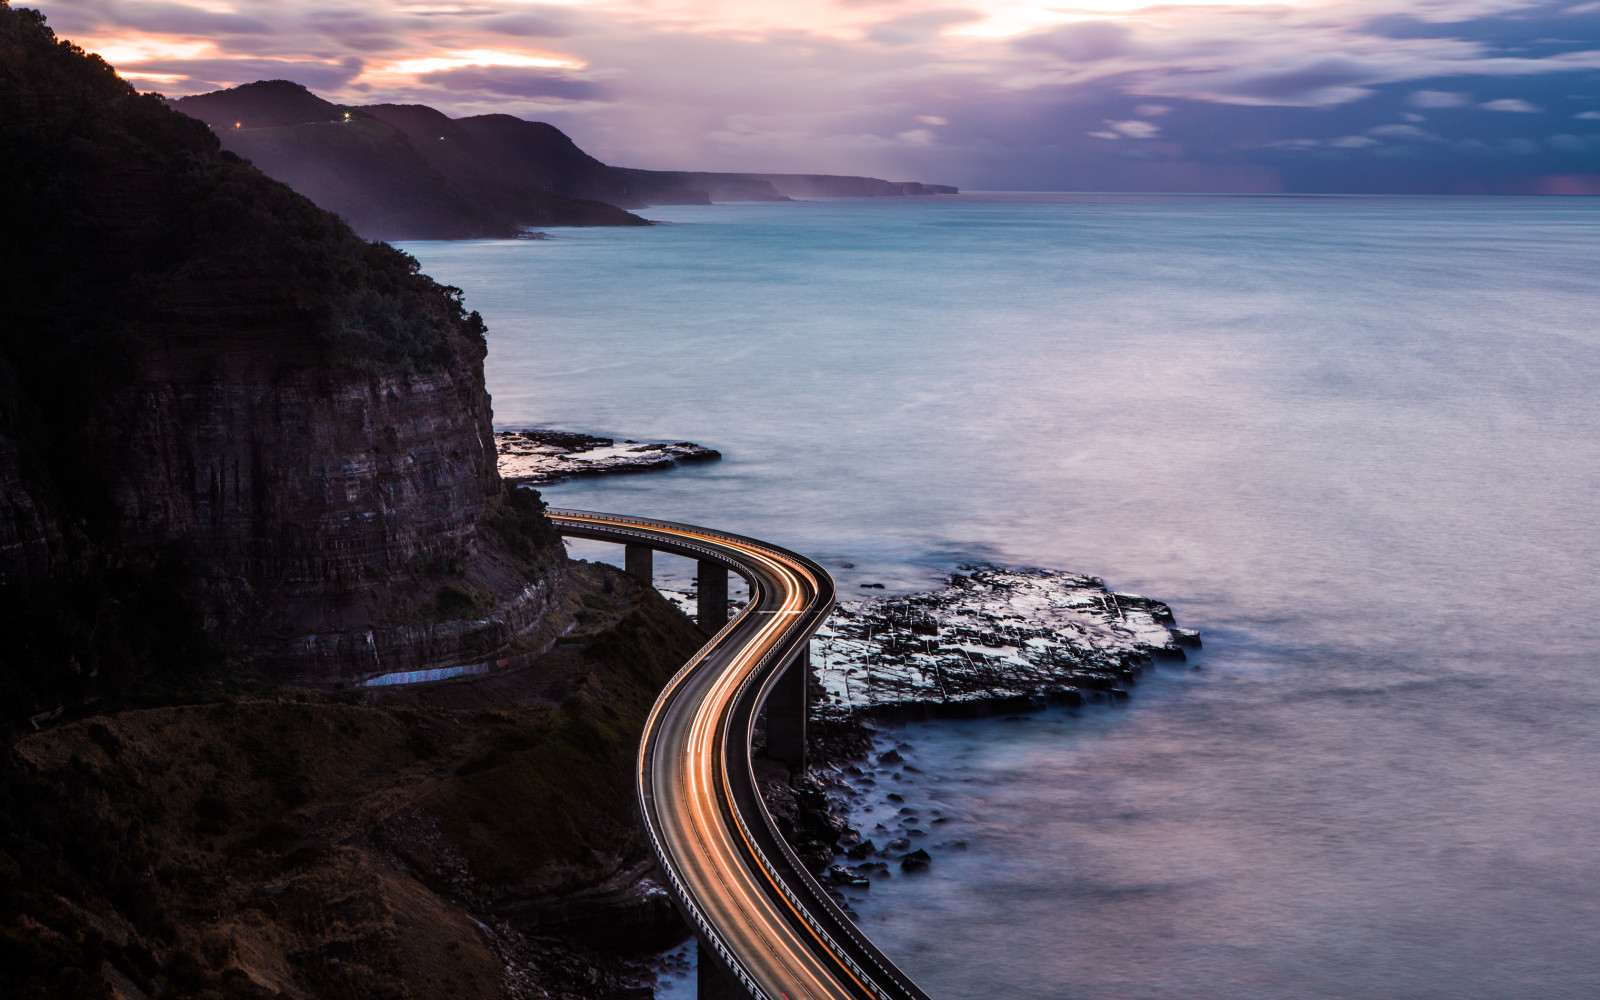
[1,562,705,1000]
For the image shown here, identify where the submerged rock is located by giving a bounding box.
[899,849,932,873]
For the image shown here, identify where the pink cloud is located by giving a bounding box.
[27,0,1600,190]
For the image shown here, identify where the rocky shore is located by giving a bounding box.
[815,565,1198,720]
[496,430,720,485]
[768,566,1200,917]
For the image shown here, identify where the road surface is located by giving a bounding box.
[548,509,931,1000]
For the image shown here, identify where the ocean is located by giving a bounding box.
[399,193,1600,999]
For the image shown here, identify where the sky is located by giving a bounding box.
[29,0,1600,192]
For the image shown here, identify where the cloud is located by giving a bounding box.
[1482,97,1543,111]
[126,57,368,94]
[480,13,575,38]
[1409,89,1471,107]
[389,50,584,74]
[1014,21,1132,63]
[1576,109,1600,118]
[30,0,1600,194]
[1546,132,1593,149]
[866,9,982,47]
[1104,119,1160,138]
[418,67,604,100]
[1369,122,1445,140]
[1200,58,1378,105]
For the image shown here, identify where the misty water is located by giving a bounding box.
[400,194,1600,999]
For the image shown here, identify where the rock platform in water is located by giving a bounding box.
[811,565,1198,720]
[779,567,1199,909]
[496,429,720,485]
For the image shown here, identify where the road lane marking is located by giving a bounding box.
[552,512,885,1000]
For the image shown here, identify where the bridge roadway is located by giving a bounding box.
[547,510,932,1000]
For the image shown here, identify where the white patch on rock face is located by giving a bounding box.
[810,566,1189,716]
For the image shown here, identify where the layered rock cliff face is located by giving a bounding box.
[0,5,567,715]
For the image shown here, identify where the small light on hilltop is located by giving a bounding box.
[233,121,240,129]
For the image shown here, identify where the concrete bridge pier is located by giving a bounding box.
[765,646,809,772]
[625,542,653,583]
[696,940,747,1000]
[697,560,729,632]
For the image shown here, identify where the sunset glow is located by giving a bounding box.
[385,50,587,75]
[27,0,1600,191]
[71,33,217,66]
[947,0,1310,39]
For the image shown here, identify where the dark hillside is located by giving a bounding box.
[0,3,569,717]
[2,562,704,1000]
[169,76,340,128]
[449,111,643,207]
[173,82,648,238]
[169,81,956,239]
[0,8,715,996]
[360,103,653,222]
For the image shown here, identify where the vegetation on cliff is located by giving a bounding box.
[0,12,729,1000]
[0,7,479,377]
[1,563,704,1000]
[171,81,650,239]
[0,3,565,718]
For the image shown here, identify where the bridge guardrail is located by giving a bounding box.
[548,509,928,1000]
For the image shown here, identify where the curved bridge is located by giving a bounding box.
[548,509,931,1000]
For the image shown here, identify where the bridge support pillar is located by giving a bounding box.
[697,560,729,632]
[766,646,809,772]
[625,543,653,584]
[696,936,747,1000]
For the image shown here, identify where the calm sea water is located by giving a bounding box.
[400,194,1600,999]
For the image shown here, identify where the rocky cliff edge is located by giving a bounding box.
[0,4,568,715]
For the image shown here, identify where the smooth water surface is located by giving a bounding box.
[401,195,1600,998]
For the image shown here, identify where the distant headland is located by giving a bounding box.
[170,80,959,241]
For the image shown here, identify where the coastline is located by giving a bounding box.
[794,565,1198,880]
[491,433,1204,994]
[497,429,720,485]
[639,562,1199,996]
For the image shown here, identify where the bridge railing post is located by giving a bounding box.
[697,559,729,632]
[696,935,753,1000]
[625,542,654,584]
[765,645,809,772]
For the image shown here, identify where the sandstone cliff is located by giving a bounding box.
[0,5,567,716]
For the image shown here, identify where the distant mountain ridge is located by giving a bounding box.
[171,80,958,240]
[171,80,645,238]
